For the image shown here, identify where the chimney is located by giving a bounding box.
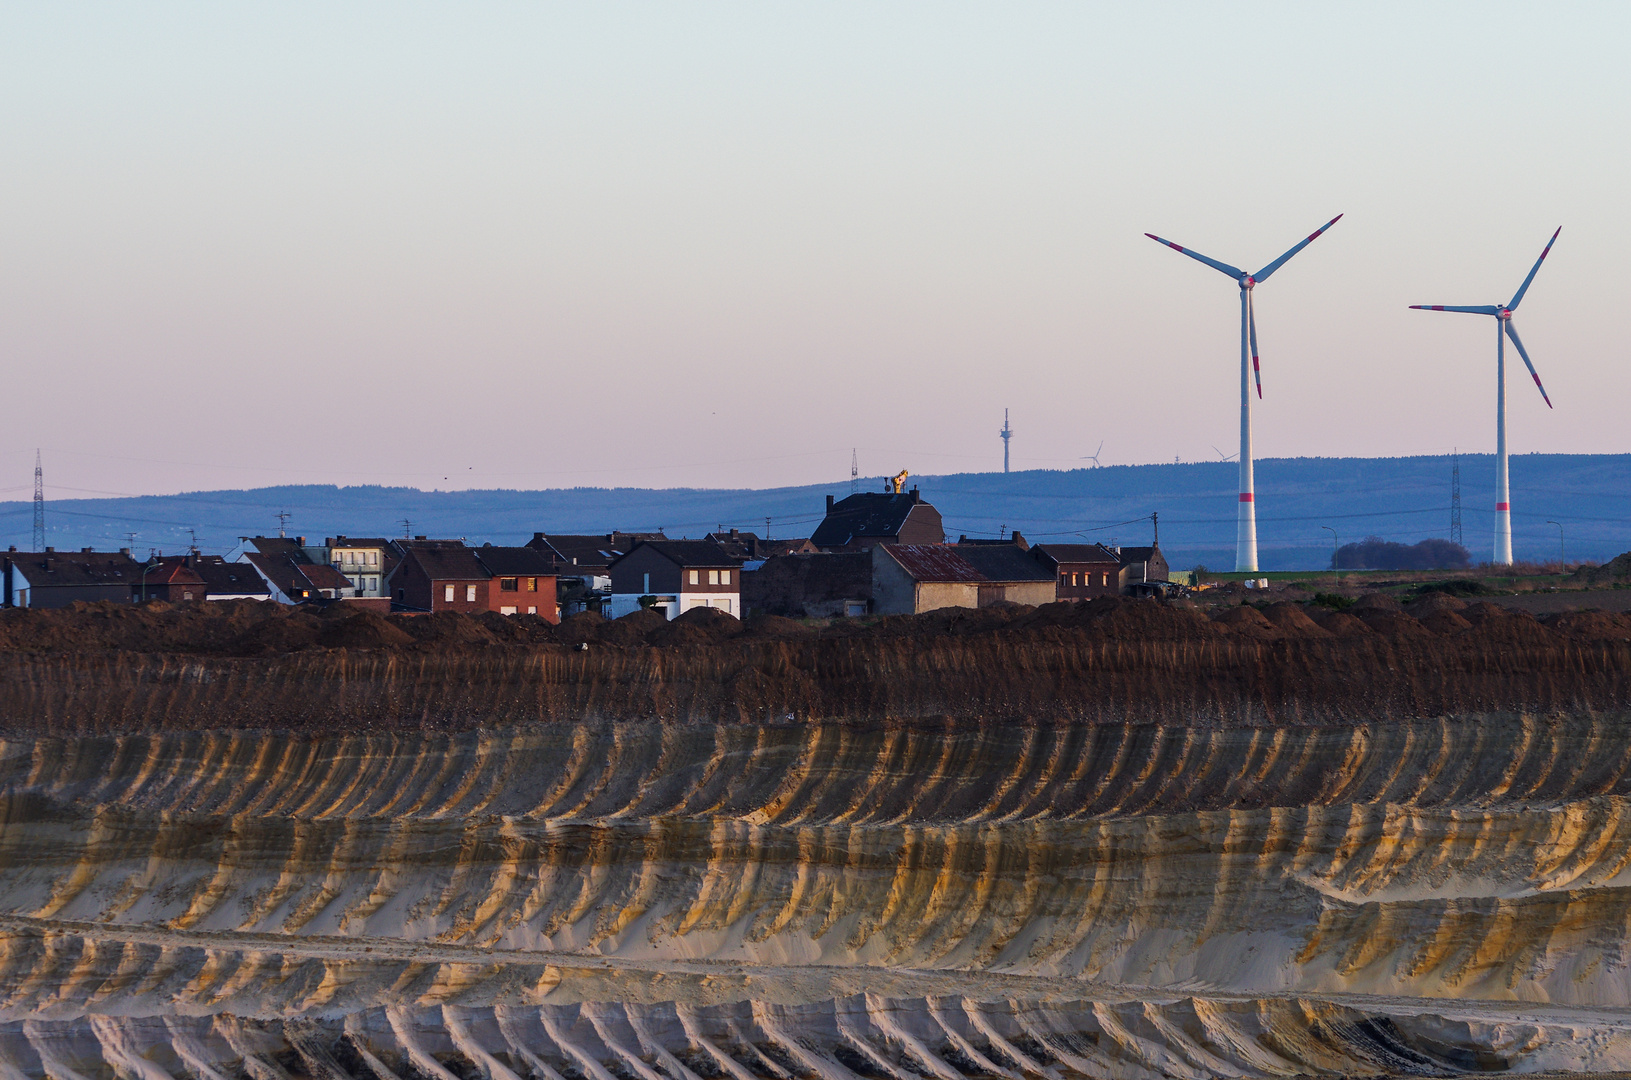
[826,495,834,512]
[910,486,920,503]
[119,548,129,556]
[1011,530,1027,550]
[44,546,54,554]
[730,528,739,541]
[297,537,306,546]
[533,532,544,541]
[415,535,426,540]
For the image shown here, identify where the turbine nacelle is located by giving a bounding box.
[1239,276,1257,290]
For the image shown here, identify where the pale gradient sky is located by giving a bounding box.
[1,3,1627,498]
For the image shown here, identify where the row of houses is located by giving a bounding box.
[1,484,1168,618]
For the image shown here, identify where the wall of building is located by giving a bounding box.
[1052,564,1120,601]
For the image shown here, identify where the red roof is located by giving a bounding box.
[145,562,207,586]
[882,545,987,583]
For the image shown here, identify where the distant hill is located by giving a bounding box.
[3,453,1627,571]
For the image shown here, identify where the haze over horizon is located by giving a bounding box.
[2,5,1627,500]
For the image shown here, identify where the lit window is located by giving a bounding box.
[526,577,537,592]
[720,569,730,585]
[708,570,719,585]
[689,570,699,585]
[466,584,477,602]
[444,584,455,602]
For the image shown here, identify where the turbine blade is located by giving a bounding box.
[1508,226,1562,310]
[1503,321,1553,408]
[1248,289,1263,398]
[1252,214,1343,282]
[1409,304,1502,315]
[1144,233,1244,278]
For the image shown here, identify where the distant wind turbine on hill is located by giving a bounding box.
[1081,442,1104,468]
[1212,446,1238,462]
[1145,214,1343,571]
[1410,227,1560,566]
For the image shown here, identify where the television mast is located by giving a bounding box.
[1000,409,1013,474]
[31,450,45,551]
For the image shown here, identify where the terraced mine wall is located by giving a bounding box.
[3,597,1631,1078]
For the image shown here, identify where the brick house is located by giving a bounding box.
[389,542,491,613]
[2,548,141,608]
[472,545,559,622]
[741,552,871,618]
[811,489,944,552]
[139,560,209,603]
[142,554,271,602]
[606,540,740,619]
[527,531,665,615]
[871,544,1055,615]
[1029,543,1123,601]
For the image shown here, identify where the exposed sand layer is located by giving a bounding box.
[6,719,1631,1076]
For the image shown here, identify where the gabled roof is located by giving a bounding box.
[1117,545,1163,567]
[144,560,207,587]
[529,532,664,570]
[180,555,271,597]
[298,563,354,592]
[812,491,930,548]
[1031,543,1121,566]
[954,545,1054,582]
[398,543,488,582]
[474,546,556,577]
[6,549,142,587]
[610,539,737,571]
[882,546,987,583]
[237,537,312,563]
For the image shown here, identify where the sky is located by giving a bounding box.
[1,4,1627,500]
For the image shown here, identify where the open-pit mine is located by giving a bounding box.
[3,594,1631,1079]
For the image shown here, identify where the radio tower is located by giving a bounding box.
[1450,449,1463,546]
[1000,409,1013,474]
[31,450,45,551]
[850,448,859,494]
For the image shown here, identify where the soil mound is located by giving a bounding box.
[316,611,415,650]
[1571,551,1631,586]
[1261,602,1329,637]
[232,612,322,655]
[1352,592,1403,613]
[649,605,743,646]
[1211,605,1279,638]
[1309,609,1373,636]
[400,612,499,648]
[1548,610,1631,640]
[598,608,670,647]
[742,615,816,640]
[1409,593,1470,617]
[557,611,609,646]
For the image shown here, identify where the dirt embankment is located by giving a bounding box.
[0,594,1628,732]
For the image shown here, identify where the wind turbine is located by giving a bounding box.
[1081,441,1104,467]
[1410,227,1560,566]
[1145,214,1343,571]
[1212,445,1238,462]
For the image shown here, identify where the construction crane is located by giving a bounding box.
[890,470,909,494]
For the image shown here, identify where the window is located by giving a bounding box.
[526,577,537,592]
[689,570,699,585]
[465,584,477,602]
[500,577,519,592]
[183,590,193,601]
[527,606,537,615]
[707,569,719,586]
[1102,573,1110,587]
[500,606,517,616]
[1070,572,1078,586]
[444,584,455,603]
[720,569,730,585]
[368,552,378,566]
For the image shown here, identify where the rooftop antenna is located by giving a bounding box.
[764,515,772,541]
[186,528,199,553]
[399,518,412,539]
[123,531,137,551]
[850,448,859,494]
[275,510,291,538]
[1410,227,1561,565]
[1081,441,1104,468]
[1146,212,1344,571]
[31,450,44,551]
[1450,449,1463,546]
[1000,409,1013,474]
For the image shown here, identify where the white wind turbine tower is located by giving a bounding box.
[1145,215,1343,571]
[1410,228,1560,566]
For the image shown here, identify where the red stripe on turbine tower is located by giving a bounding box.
[1496,502,1510,511]
[1239,493,1254,502]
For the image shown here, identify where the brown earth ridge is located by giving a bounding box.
[0,593,1628,732]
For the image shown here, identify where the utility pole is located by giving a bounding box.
[999,410,1013,474]
[1322,525,1338,569]
[1152,512,1159,547]
[31,450,45,551]
[1451,451,1464,544]
[1547,520,1564,567]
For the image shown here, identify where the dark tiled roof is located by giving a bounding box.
[183,555,271,597]
[240,552,309,597]
[474,546,556,577]
[1031,543,1121,566]
[145,562,208,586]
[7,550,142,587]
[528,533,664,570]
[883,546,986,583]
[611,540,737,570]
[1117,546,1162,567]
[298,564,354,591]
[954,545,1055,582]
[812,492,927,548]
[239,537,312,563]
[400,544,488,582]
